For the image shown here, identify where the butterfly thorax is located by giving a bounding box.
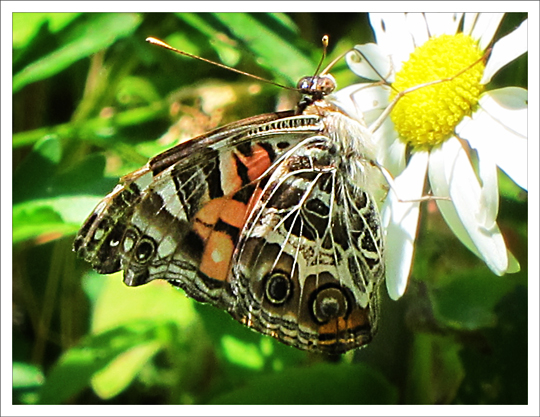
[301,97,385,204]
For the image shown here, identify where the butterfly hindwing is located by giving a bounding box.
[231,126,385,353]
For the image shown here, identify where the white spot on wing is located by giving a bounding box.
[123,235,134,252]
[94,228,104,240]
[211,249,223,263]
[158,235,176,258]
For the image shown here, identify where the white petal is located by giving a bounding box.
[404,13,430,47]
[430,137,513,275]
[462,13,480,37]
[478,88,528,136]
[458,88,528,190]
[369,13,415,72]
[475,144,499,230]
[355,84,391,127]
[468,13,505,51]
[455,122,498,231]
[337,80,405,176]
[332,83,389,126]
[424,13,463,37]
[346,44,394,82]
[374,121,406,178]
[332,83,406,179]
[429,143,483,258]
[383,151,428,300]
[482,19,528,84]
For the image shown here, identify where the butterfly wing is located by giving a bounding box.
[230,132,385,353]
[74,110,324,306]
[75,102,385,353]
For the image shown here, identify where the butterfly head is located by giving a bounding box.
[296,74,336,100]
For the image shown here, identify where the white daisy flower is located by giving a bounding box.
[334,13,527,300]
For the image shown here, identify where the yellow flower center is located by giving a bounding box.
[390,33,485,149]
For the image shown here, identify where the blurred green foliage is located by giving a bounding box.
[12,12,527,406]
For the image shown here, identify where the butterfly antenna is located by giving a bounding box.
[318,36,357,77]
[312,35,329,76]
[146,37,297,92]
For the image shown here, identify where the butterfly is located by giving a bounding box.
[73,38,386,354]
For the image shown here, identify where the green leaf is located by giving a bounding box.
[193,301,305,377]
[209,363,398,404]
[13,13,142,92]
[162,32,202,58]
[212,13,314,84]
[37,322,164,404]
[13,12,81,49]
[13,100,167,150]
[220,335,266,370]
[91,341,162,399]
[13,362,45,405]
[91,276,198,333]
[498,169,527,202]
[176,13,241,67]
[13,362,44,389]
[116,76,162,106]
[430,269,517,330]
[406,333,464,404]
[455,286,528,404]
[34,133,63,164]
[86,278,201,399]
[13,196,102,244]
[13,136,63,204]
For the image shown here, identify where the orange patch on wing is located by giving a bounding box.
[193,198,226,240]
[194,197,249,281]
[318,317,347,336]
[194,198,247,232]
[220,199,248,229]
[347,307,370,328]
[220,153,243,195]
[192,221,211,241]
[245,187,264,218]
[236,144,272,182]
[199,231,234,282]
[318,307,370,337]
[195,198,226,225]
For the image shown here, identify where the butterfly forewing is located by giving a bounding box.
[76,111,327,298]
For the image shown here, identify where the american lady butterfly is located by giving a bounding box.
[74,38,386,354]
